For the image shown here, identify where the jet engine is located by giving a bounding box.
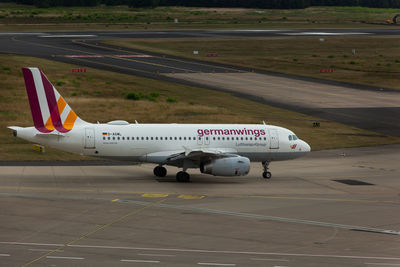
[200,156,250,176]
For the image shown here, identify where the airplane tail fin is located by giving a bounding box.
[22,67,85,133]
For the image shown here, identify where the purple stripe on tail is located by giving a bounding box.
[22,68,52,133]
[40,70,70,133]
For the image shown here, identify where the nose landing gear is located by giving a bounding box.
[262,161,272,179]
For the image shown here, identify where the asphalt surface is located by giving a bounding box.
[0,29,399,136]
[1,145,399,267]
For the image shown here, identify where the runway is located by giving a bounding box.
[0,145,399,266]
[0,29,399,136]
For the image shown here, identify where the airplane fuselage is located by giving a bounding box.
[13,122,310,165]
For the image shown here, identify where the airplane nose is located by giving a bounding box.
[303,141,311,152]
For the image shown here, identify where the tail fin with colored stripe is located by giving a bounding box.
[22,67,84,133]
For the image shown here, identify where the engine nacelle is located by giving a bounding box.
[200,156,250,176]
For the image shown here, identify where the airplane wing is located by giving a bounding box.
[144,147,239,167]
[167,147,238,161]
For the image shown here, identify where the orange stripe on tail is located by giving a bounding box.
[63,110,77,130]
[45,116,55,131]
[57,97,67,115]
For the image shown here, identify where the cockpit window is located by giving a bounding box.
[293,135,298,140]
[289,135,298,141]
[288,135,292,141]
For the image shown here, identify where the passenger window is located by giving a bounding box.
[250,137,252,140]
[193,137,196,140]
[264,137,267,140]
[122,137,125,140]
[103,137,105,140]
[206,137,209,140]
[113,137,115,140]
[127,137,129,140]
[146,137,149,140]
[217,137,220,140]
[160,137,163,140]
[213,137,216,140]
[174,137,177,140]
[227,137,229,140]
[170,137,172,140]
[117,137,120,140]
[179,137,182,140]
[108,137,110,140]
[188,137,191,140]
[184,137,186,140]
[222,137,225,140]
[151,137,153,140]
[236,137,239,140]
[155,137,158,140]
[141,137,144,140]
[241,137,243,140]
[245,137,248,140]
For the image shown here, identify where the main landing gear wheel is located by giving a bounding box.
[262,161,272,179]
[153,166,167,177]
[176,171,190,182]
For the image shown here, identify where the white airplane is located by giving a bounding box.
[8,68,311,182]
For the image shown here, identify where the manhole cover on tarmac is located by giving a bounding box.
[333,179,374,185]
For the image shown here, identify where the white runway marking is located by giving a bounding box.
[198,263,236,266]
[65,55,104,58]
[0,253,10,256]
[46,256,84,260]
[39,35,97,38]
[365,263,400,266]
[138,253,175,257]
[115,54,153,58]
[121,259,160,263]
[231,30,281,32]
[281,32,370,36]
[251,258,289,261]
[2,242,400,261]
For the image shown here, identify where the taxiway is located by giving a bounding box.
[0,145,399,266]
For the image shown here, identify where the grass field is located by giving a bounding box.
[106,36,400,90]
[0,4,399,30]
[0,55,398,161]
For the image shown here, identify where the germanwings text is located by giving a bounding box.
[197,128,266,137]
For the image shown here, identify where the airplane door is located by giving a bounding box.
[269,129,279,149]
[85,128,95,149]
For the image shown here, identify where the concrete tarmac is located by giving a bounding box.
[1,145,399,266]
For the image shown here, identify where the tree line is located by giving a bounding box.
[11,0,400,9]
